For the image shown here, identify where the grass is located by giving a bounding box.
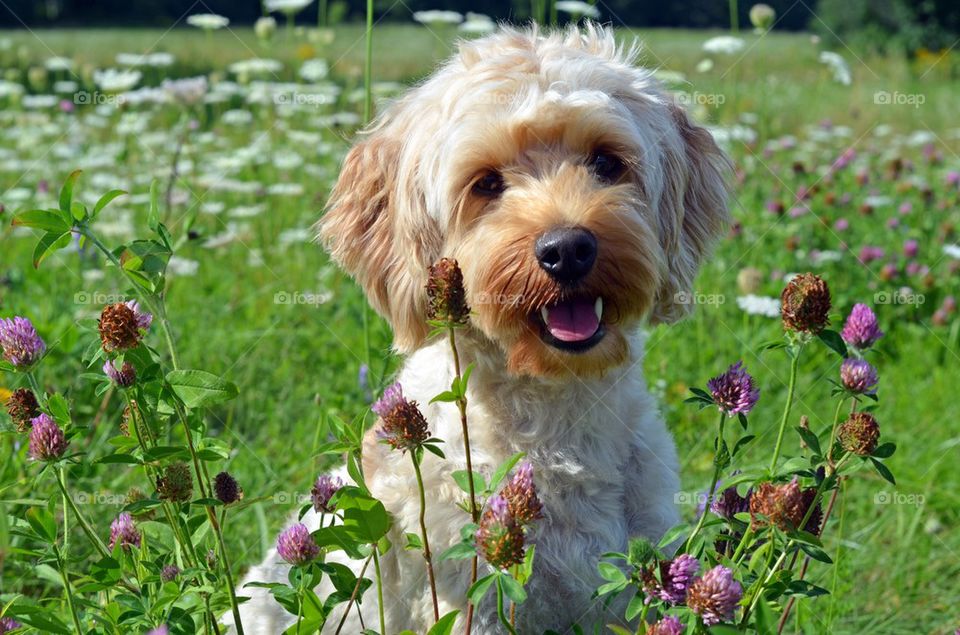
[1,24,959,634]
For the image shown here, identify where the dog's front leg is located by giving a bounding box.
[622,419,683,550]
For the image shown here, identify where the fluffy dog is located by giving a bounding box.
[230,22,729,634]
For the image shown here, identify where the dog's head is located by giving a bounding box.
[319,24,730,378]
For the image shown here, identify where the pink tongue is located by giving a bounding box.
[546,299,599,342]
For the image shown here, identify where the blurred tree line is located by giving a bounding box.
[1,0,957,52]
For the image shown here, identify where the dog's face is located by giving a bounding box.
[319,25,729,378]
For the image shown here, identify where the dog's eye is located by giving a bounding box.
[472,171,506,197]
[588,151,627,184]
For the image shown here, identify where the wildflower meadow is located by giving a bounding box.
[1,2,959,634]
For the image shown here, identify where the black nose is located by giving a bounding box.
[534,226,597,282]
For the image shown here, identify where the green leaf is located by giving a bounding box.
[514,543,535,585]
[46,393,71,426]
[32,231,71,269]
[59,169,82,217]
[148,178,161,231]
[12,210,70,233]
[97,453,142,465]
[657,522,690,549]
[26,507,58,544]
[872,442,896,458]
[460,362,475,390]
[71,201,87,223]
[142,446,189,462]
[870,457,896,485]
[795,426,821,455]
[467,573,497,605]
[799,543,833,564]
[486,452,526,494]
[597,562,626,583]
[92,189,126,219]
[451,470,485,495]
[166,369,239,408]
[732,434,756,457]
[404,532,424,551]
[438,541,476,561]
[817,329,848,358]
[429,390,458,404]
[625,592,645,621]
[498,573,527,603]
[427,610,460,635]
[337,487,391,543]
[120,239,171,274]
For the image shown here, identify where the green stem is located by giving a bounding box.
[447,326,479,635]
[495,576,518,635]
[740,540,789,627]
[214,509,245,635]
[769,346,802,472]
[685,411,727,550]
[411,453,440,622]
[56,467,111,559]
[334,555,372,634]
[729,0,739,32]
[730,526,754,566]
[825,398,847,467]
[363,0,374,123]
[373,546,386,635]
[635,602,651,634]
[56,549,84,634]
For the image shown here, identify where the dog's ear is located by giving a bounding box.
[650,103,731,324]
[318,125,438,352]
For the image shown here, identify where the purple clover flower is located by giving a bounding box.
[645,554,700,605]
[311,474,343,513]
[109,512,141,550]
[146,627,169,635]
[0,316,45,369]
[648,616,684,635]
[686,565,743,626]
[841,303,883,350]
[903,239,919,258]
[124,300,153,330]
[103,359,137,387]
[840,358,879,394]
[276,523,319,565]
[707,361,760,417]
[28,413,68,461]
[371,382,404,418]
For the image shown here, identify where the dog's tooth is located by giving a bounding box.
[541,307,550,324]
[595,297,603,321]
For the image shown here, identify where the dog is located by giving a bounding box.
[228,22,729,634]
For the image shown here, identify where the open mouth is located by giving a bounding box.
[535,296,606,352]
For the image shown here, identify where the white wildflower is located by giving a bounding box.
[702,35,745,55]
[555,1,600,18]
[737,294,781,318]
[186,13,229,30]
[818,51,851,85]
[413,10,463,25]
